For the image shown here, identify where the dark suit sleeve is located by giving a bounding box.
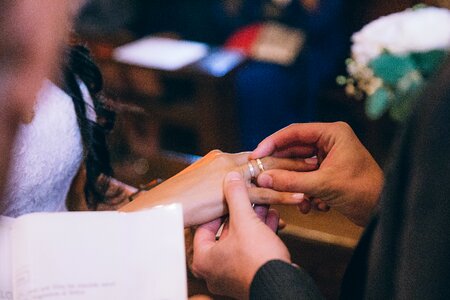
[250,260,324,300]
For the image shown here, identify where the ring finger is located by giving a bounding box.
[238,156,318,182]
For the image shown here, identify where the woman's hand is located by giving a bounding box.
[251,122,384,227]
[120,150,317,227]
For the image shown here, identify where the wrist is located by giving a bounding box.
[250,259,320,300]
[245,256,292,292]
[127,178,163,202]
[119,185,173,213]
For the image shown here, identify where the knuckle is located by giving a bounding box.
[209,152,235,168]
[190,262,203,278]
[286,123,301,130]
[333,121,352,133]
[208,149,223,157]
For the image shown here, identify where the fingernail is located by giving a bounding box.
[305,157,318,165]
[292,193,304,201]
[226,171,242,182]
[258,174,273,188]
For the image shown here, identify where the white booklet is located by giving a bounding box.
[0,204,187,300]
[113,37,209,71]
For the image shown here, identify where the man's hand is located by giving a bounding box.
[251,122,384,226]
[192,171,291,299]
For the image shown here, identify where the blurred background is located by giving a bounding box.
[73,0,448,181]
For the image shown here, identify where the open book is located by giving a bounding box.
[0,204,187,300]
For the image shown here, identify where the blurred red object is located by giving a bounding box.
[223,23,263,55]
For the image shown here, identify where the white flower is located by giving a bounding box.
[351,7,450,65]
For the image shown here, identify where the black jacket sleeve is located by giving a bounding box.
[250,260,324,300]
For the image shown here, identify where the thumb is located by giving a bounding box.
[224,171,255,224]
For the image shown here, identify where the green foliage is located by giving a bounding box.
[366,87,390,120]
[369,53,416,85]
[365,50,447,122]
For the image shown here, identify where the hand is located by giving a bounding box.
[120,150,317,226]
[192,171,291,299]
[250,122,384,226]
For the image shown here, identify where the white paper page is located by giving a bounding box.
[0,216,14,300]
[12,204,186,300]
[113,37,209,71]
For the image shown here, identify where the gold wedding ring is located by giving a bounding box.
[256,158,265,173]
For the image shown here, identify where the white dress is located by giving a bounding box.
[0,81,84,217]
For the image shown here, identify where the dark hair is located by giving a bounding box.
[62,44,115,208]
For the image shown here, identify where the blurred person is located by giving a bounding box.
[0,0,319,228]
[0,0,137,216]
[0,1,73,197]
[193,57,450,298]
[213,0,347,149]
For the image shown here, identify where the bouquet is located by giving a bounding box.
[338,6,450,122]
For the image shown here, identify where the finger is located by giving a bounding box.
[253,204,269,223]
[278,218,287,230]
[194,218,223,251]
[318,202,330,212]
[272,145,317,159]
[238,157,319,182]
[248,187,306,205]
[313,198,330,212]
[265,208,280,232]
[260,156,319,172]
[298,201,312,214]
[223,172,255,223]
[310,198,330,212]
[251,123,327,159]
[257,169,322,195]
